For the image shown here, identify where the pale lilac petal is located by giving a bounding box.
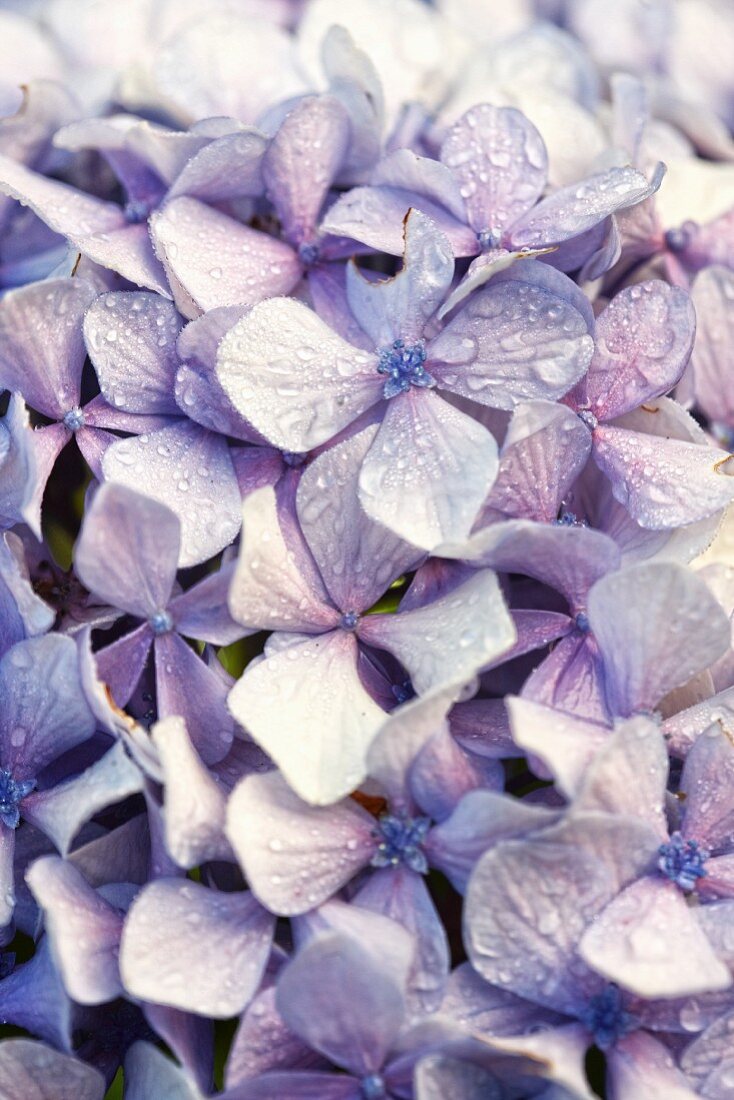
[680,723,734,852]
[94,624,153,710]
[429,272,594,410]
[587,562,731,717]
[440,104,547,237]
[609,1032,701,1100]
[84,291,182,416]
[76,222,171,296]
[441,961,565,1037]
[74,482,179,619]
[306,263,374,350]
[225,770,375,915]
[150,197,302,317]
[228,631,386,805]
[0,1040,105,1100]
[0,153,123,239]
[229,486,338,632]
[276,931,406,1076]
[154,633,234,765]
[25,857,125,1005]
[0,398,39,535]
[507,696,610,799]
[167,564,244,647]
[358,391,499,551]
[345,208,454,347]
[296,424,422,613]
[101,421,241,567]
[579,878,731,998]
[225,982,319,1087]
[407,727,488,822]
[120,879,275,1017]
[152,716,232,869]
[570,281,696,421]
[0,278,96,419]
[573,717,668,834]
[21,741,143,856]
[484,1024,598,1100]
[168,129,267,203]
[264,96,350,244]
[123,1042,199,1100]
[662,686,734,758]
[465,813,661,1014]
[0,823,15,929]
[681,1008,734,1095]
[691,266,734,425]
[359,569,516,694]
[508,165,659,249]
[216,297,381,452]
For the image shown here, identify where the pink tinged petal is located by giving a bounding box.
[680,723,734,852]
[264,95,350,244]
[360,569,516,694]
[573,716,668,834]
[569,281,696,421]
[0,635,96,777]
[662,686,734,759]
[120,879,275,1017]
[691,266,734,425]
[464,812,661,1015]
[228,630,386,805]
[123,1042,199,1100]
[425,789,559,894]
[355,867,450,1015]
[0,277,96,419]
[608,1032,701,1100]
[681,1009,734,1095]
[84,291,182,416]
[101,421,241,567]
[152,716,232,869]
[93,624,153,710]
[225,983,320,1087]
[150,197,302,317]
[75,222,171,296]
[25,857,125,1005]
[429,275,594,410]
[507,696,610,800]
[587,562,731,717]
[346,209,455,347]
[275,932,407,1076]
[357,390,499,551]
[226,770,375,916]
[154,633,234,765]
[296,424,422,614]
[0,153,124,239]
[229,486,337,633]
[578,878,731,998]
[216,297,381,452]
[407,727,487,822]
[698,854,734,900]
[168,564,245,647]
[440,104,548,238]
[21,741,143,856]
[75,482,179,618]
[484,399,592,523]
[507,165,660,250]
[168,128,267,203]
[0,1039,105,1100]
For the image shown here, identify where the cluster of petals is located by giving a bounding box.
[2,1,734,1098]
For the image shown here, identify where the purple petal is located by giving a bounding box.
[225,770,375,915]
[93,623,153,710]
[0,1039,105,1100]
[691,267,734,425]
[150,197,302,317]
[609,1032,700,1100]
[345,208,454,347]
[225,982,320,1087]
[0,153,123,239]
[0,398,39,535]
[407,727,488,822]
[25,857,125,1005]
[357,391,499,551]
[168,563,244,646]
[227,631,386,805]
[578,878,731,998]
[154,633,235,765]
[360,570,516,694]
[681,1009,734,1095]
[507,696,610,799]
[101,421,242,567]
[76,222,171,296]
[120,879,275,1017]
[168,129,267,203]
[216,297,382,451]
[84,291,182,416]
[573,717,668,834]
[75,482,179,619]
[521,630,609,724]
[122,1042,198,1100]
[440,104,547,238]
[587,562,731,717]
[680,723,734,852]
[0,937,73,1051]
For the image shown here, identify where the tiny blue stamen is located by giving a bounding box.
[477,227,501,250]
[575,611,591,634]
[665,221,697,254]
[391,679,415,705]
[711,422,734,452]
[371,812,431,874]
[361,1074,388,1099]
[0,769,36,830]
[339,611,360,631]
[377,339,436,400]
[149,609,174,636]
[298,241,320,267]
[63,406,85,432]
[124,199,153,224]
[579,985,637,1051]
[658,831,709,892]
[282,451,307,468]
[555,510,587,527]
[577,409,598,431]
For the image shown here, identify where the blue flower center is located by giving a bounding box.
[371,812,431,874]
[339,611,360,631]
[577,409,598,431]
[477,227,502,251]
[361,1073,388,1099]
[149,609,174,635]
[298,241,320,267]
[664,221,697,254]
[0,769,36,830]
[579,985,637,1051]
[391,679,415,705]
[282,451,307,468]
[63,406,85,432]
[658,831,709,891]
[574,611,591,634]
[377,340,436,400]
[124,199,153,224]
[555,510,587,527]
